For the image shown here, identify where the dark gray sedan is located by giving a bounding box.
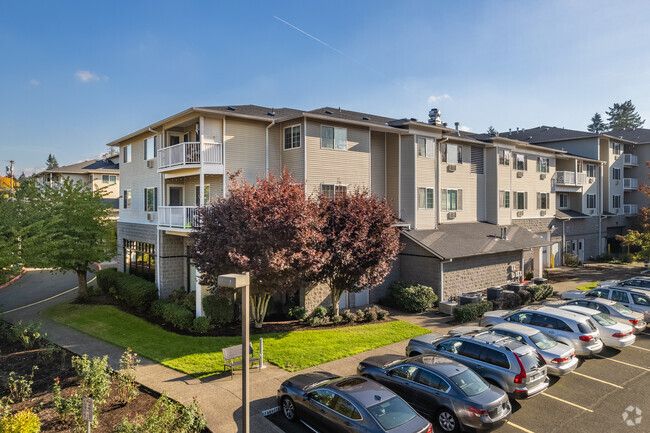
[357,354,511,433]
[277,372,432,433]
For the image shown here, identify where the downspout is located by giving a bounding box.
[599,163,604,253]
[436,137,449,229]
[265,120,275,177]
[398,135,402,219]
[562,219,566,265]
[304,118,307,194]
[222,117,226,197]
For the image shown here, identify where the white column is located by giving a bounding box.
[196,116,206,317]
[195,273,204,317]
[533,247,543,278]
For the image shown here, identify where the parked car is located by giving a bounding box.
[561,286,650,322]
[277,372,432,433]
[555,298,647,333]
[405,332,549,399]
[600,277,650,290]
[558,305,635,348]
[357,354,511,432]
[480,306,603,357]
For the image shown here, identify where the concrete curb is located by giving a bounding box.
[0,268,27,290]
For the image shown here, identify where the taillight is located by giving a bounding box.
[551,357,569,364]
[468,406,488,416]
[612,332,630,338]
[425,423,433,433]
[513,353,526,384]
[630,319,639,325]
[579,335,593,342]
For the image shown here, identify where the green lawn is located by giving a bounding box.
[576,281,599,291]
[42,303,429,377]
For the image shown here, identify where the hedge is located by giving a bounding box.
[202,294,235,326]
[526,284,554,302]
[95,268,118,294]
[159,302,194,331]
[454,301,493,323]
[388,282,438,313]
[97,269,158,313]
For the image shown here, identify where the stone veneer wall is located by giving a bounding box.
[116,222,158,275]
[398,236,441,297]
[158,233,188,298]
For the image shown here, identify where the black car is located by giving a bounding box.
[277,372,432,433]
[357,354,511,433]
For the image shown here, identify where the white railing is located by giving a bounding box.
[556,171,576,185]
[623,154,638,166]
[624,178,639,190]
[158,206,200,229]
[624,204,638,215]
[576,173,586,185]
[158,142,222,169]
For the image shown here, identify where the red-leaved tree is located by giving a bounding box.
[315,188,402,316]
[189,171,326,328]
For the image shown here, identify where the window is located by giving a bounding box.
[308,390,337,408]
[613,142,622,155]
[537,192,550,210]
[284,125,301,149]
[144,187,158,212]
[481,348,510,369]
[611,290,629,303]
[587,288,609,299]
[321,184,347,199]
[500,190,510,208]
[389,365,418,380]
[437,339,463,354]
[417,370,450,392]
[123,144,132,163]
[530,314,558,329]
[559,193,568,209]
[195,185,210,206]
[417,137,435,158]
[586,194,596,209]
[124,239,156,282]
[576,160,583,173]
[587,164,596,178]
[498,149,511,166]
[123,189,131,209]
[631,293,650,306]
[418,187,434,209]
[102,175,117,184]
[507,312,533,324]
[612,168,621,180]
[458,342,484,360]
[613,195,621,209]
[536,157,549,173]
[441,143,462,164]
[514,153,527,171]
[441,189,462,211]
[332,397,361,420]
[144,136,157,160]
[321,126,347,150]
[515,192,528,210]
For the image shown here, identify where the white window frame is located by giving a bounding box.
[166,184,184,206]
[123,144,132,163]
[195,184,210,206]
[515,191,528,210]
[321,126,348,151]
[612,167,621,180]
[123,189,131,210]
[587,164,596,178]
[102,174,117,184]
[536,157,549,173]
[417,137,435,158]
[321,183,347,199]
[284,124,301,150]
[446,144,462,165]
[500,190,510,208]
[514,153,527,171]
[613,195,621,209]
[537,192,550,210]
[417,187,435,209]
[613,142,622,155]
[144,136,157,160]
[144,187,157,212]
[441,188,462,211]
[498,149,511,166]
[586,194,596,209]
[558,193,569,209]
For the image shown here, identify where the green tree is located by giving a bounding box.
[606,100,645,130]
[0,194,21,283]
[587,112,607,134]
[46,154,59,170]
[486,125,497,135]
[18,178,115,299]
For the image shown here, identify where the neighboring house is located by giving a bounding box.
[608,128,650,211]
[35,155,120,211]
[107,105,572,315]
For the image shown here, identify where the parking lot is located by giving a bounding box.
[268,328,650,433]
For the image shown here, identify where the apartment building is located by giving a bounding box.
[608,128,650,211]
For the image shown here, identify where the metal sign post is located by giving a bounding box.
[82,397,93,433]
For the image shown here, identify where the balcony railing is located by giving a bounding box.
[555,171,586,186]
[624,204,638,215]
[158,206,200,230]
[623,154,638,166]
[158,141,223,170]
[624,178,639,190]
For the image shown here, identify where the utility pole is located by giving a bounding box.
[9,160,14,194]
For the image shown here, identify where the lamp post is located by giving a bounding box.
[218,272,250,433]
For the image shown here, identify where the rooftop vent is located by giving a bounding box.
[226,106,236,111]
[362,116,370,121]
[325,110,333,115]
[410,118,417,121]
[443,122,448,127]
[267,110,275,116]
[454,122,460,136]
[500,226,508,240]
[428,108,442,126]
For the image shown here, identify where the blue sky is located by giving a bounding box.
[2,0,650,175]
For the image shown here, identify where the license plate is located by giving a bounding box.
[496,405,503,416]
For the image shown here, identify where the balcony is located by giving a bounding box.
[623,154,638,166]
[624,204,638,216]
[555,171,586,186]
[158,206,200,231]
[158,141,223,174]
[624,178,639,190]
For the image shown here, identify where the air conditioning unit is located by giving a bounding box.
[614,180,619,186]
[588,178,594,183]
[447,165,457,172]
[447,211,456,219]
[540,174,546,180]
[516,211,524,217]
[146,160,154,169]
[540,210,546,216]
[589,209,595,214]
[147,213,155,221]
[516,171,524,178]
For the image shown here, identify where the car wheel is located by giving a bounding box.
[436,408,459,433]
[281,397,297,422]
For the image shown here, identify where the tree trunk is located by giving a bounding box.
[330,286,344,317]
[250,293,271,329]
[76,270,88,300]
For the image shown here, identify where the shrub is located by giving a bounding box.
[355,309,365,322]
[331,315,343,325]
[202,294,235,327]
[374,307,389,320]
[150,299,171,318]
[564,253,580,267]
[0,408,41,433]
[310,305,327,319]
[113,394,206,433]
[4,367,38,402]
[192,317,212,334]
[117,348,140,404]
[288,306,307,321]
[454,301,493,323]
[362,307,378,322]
[71,354,112,407]
[308,316,329,327]
[95,268,118,294]
[492,291,522,310]
[389,282,438,313]
[527,284,554,302]
[160,303,194,331]
[341,310,356,323]
[517,289,531,305]
[619,253,634,264]
[10,321,44,350]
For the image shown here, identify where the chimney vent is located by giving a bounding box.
[454,122,460,136]
[500,226,508,240]
[428,108,442,125]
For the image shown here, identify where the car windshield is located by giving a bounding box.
[368,397,417,431]
[449,369,489,397]
[518,351,544,372]
[592,313,617,326]
[529,331,557,350]
[611,303,633,315]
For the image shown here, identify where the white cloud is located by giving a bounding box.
[427,93,451,104]
[20,165,46,177]
[29,79,40,86]
[75,70,100,82]
[460,125,471,132]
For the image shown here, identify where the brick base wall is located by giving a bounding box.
[116,221,158,274]
[159,234,189,298]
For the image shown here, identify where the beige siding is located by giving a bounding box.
[304,119,370,196]
[439,142,486,223]
[497,151,513,225]
[202,117,223,143]
[268,125,283,176]
[371,131,386,198]
[385,133,400,215]
[164,175,224,206]
[415,136,436,229]
[510,149,556,220]
[485,148,498,224]
[91,173,120,198]
[400,135,416,226]
[119,133,161,224]
[279,120,305,184]
[225,118,267,188]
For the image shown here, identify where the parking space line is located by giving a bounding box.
[506,421,535,433]
[540,393,593,412]
[570,371,624,389]
[595,355,650,371]
[629,345,650,352]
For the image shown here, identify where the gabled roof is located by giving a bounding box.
[607,128,650,144]
[556,209,590,220]
[499,126,637,145]
[199,105,303,122]
[402,222,548,260]
[38,158,119,176]
[308,107,398,127]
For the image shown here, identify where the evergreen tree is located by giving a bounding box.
[46,154,59,169]
[587,113,607,134]
[487,126,497,135]
[606,100,645,130]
